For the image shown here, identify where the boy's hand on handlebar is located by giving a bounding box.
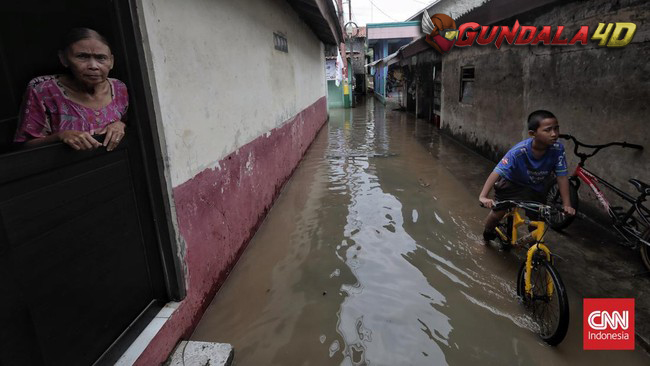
[563,206,576,216]
[479,197,494,208]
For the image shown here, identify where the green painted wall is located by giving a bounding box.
[327,80,344,108]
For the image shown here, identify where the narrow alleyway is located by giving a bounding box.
[191,98,650,365]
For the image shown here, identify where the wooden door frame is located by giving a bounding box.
[111,0,185,302]
[93,2,187,363]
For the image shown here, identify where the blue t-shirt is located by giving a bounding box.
[494,138,568,192]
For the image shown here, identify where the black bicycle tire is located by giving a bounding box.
[545,181,579,231]
[640,228,650,272]
[516,258,570,346]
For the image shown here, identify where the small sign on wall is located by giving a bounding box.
[325,59,336,80]
[274,32,288,52]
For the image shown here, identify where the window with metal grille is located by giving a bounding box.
[274,32,288,53]
[460,66,474,103]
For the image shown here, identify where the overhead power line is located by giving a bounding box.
[368,0,399,22]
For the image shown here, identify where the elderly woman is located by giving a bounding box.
[14,28,127,151]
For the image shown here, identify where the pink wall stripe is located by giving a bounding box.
[134,96,327,365]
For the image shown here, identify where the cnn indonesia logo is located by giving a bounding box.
[584,298,635,350]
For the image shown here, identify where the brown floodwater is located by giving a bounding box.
[191,98,649,365]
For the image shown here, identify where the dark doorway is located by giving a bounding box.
[433,61,442,127]
[0,1,181,365]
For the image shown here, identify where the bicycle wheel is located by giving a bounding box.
[640,228,650,272]
[545,181,579,230]
[516,257,570,345]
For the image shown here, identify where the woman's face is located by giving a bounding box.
[59,38,114,87]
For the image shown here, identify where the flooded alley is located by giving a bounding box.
[191,99,650,365]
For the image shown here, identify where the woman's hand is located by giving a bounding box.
[97,121,126,151]
[58,130,102,150]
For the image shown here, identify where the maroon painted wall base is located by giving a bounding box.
[135,96,327,365]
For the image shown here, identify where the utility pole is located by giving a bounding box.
[349,0,352,23]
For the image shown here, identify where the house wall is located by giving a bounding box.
[328,80,345,108]
[133,0,329,363]
[367,23,421,39]
[440,0,650,205]
[350,37,366,75]
[370,40,388,103]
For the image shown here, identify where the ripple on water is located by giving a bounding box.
[328,340,340,357]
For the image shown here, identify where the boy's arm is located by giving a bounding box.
[556,175,576,215]
[479,171,501,208]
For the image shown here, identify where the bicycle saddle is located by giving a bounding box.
[629,179,650,195]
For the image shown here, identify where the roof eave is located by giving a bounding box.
[286,0,344,45]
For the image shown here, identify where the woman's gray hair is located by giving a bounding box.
[60,28,112,52]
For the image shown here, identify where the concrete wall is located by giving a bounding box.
[440,0,650,203]
[134,0,329,363]
[141,0,326,187]
[349,37,366,75]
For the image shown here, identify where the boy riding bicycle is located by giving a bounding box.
[479,110,576,242]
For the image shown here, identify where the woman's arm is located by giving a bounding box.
[23,134,62,148]
[24,130,101,150]
[16,80,98,150]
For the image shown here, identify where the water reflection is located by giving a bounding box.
[191,98,650,366]
[328,107,452,364]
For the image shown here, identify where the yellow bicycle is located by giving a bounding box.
[490,200,570,346]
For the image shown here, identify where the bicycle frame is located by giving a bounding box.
[571,165,650,245]
[558,133,649,247]
[495,208,554,296]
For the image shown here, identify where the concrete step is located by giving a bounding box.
[166,341,233,366]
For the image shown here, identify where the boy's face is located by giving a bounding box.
[529,118,560,146]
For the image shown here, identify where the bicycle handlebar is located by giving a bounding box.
[492,200,552,211]
[560,134,643,164]
[560,134,643,150]
[480,200,565,221]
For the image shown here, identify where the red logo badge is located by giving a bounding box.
[584,298,635,350]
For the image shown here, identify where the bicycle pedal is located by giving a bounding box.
[499,242,513,251]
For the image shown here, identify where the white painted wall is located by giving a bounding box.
[367,26,421,40]
[138,0,326,186]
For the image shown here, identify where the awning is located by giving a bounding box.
[385,51,401,66]
[400,37,431,59]
[365,59,381,67]
[365,58,383,68]
[364,49,401,68]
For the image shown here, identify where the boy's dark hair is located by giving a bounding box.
[527,110,556,131]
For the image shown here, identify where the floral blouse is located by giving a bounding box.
[14,75,129,142]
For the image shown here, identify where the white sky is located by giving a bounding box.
[341,0,432,26]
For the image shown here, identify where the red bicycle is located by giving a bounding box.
[545,134,650,270]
